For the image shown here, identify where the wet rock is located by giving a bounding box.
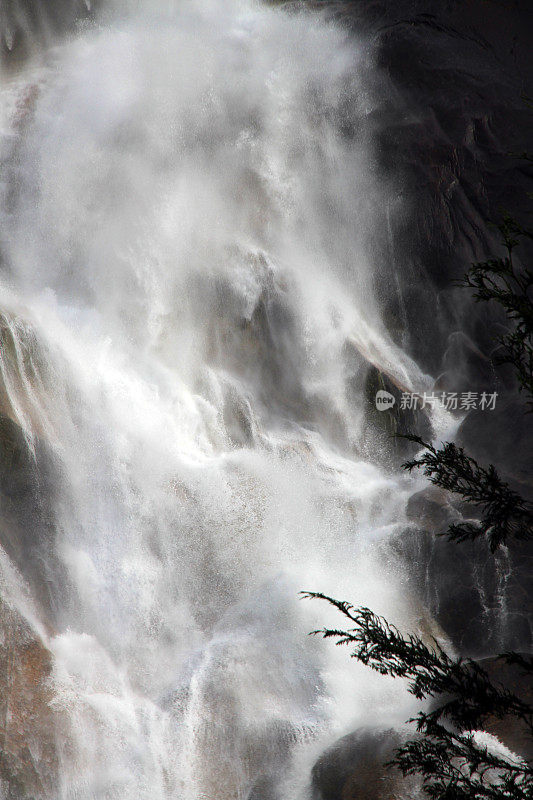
[360,366,432,467]
[323,0,533,388]
[0,414,65,627]
[457,395,533,498]
[0,311,55,439]
[394,388,533,658]
[246,775,278,800]
[1,0,98,70]
[477,655,533,762]
[0,310,70,626]
[0,597,58,798]
[311,726,420,800]
[438,331,498,397]
[390,524,533,657]
[311,658,531,800]
[221,382,258,448]
[406,485,462,533]
[427,652,533,762]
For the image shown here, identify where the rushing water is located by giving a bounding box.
[0,1,442,797]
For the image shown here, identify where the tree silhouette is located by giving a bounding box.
[305,204,533,796]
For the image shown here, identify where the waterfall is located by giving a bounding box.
[0,1,442,797]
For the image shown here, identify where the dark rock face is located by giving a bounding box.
[0,312,70,630]
[332,0,533,664]
[324,0,533,383]
[406,485,462,533]
[321,0,533,659]
[457,396,533,497]
[314,5,533,787]
[246,775,278,800]
[390,522,532,657]
[0,414,66,629]
[0,0,98,69]
[311,727,420,800]
[361,365,433,467]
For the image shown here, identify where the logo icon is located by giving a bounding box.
[375,390,396,411]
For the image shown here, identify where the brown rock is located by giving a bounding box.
[477,655,533,762]
[0,597,59,798]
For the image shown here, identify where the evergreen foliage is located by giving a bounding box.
[399,212,533,550]
[306,183,533,796]
[401,434,533,551]
[462,214,533,409]
[303,594,533,799]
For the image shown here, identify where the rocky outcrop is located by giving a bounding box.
[0,309,68,627]
[391,512,532,657]
[320,0,533,389]
[477,655,533,762]
[0,401,62,795]
[1,0,98,70]
[0,597,58,798]
[425,652,533,761]
[406,486,462,534]
[0,311,53,439]
[457,396,533,499]
[311,726,421,800]
[311,655,532,800]
[0,413,66,628]
[361,365,433,467]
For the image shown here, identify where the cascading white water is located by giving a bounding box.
[0,1,440,797]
